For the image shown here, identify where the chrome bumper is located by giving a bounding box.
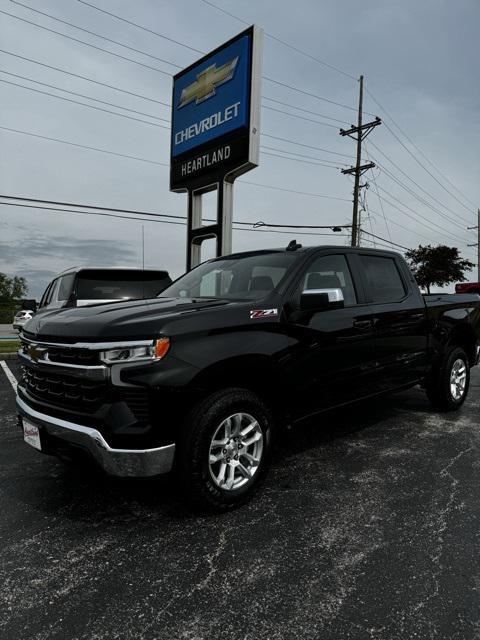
[16,395,175,477]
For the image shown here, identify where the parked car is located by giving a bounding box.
[36,268,172,313]
[12,309,34,331]
[455,282,480,295]
[17,245,480,510]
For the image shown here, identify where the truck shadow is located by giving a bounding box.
[25,385,435,522]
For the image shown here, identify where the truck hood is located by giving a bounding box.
[24,297,244,342]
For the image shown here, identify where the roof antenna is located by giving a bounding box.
[286,239,302,251]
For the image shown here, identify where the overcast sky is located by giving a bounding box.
[1,0,479,298]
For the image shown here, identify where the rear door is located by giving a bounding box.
[356,252,429,389]
[284,251,381,418]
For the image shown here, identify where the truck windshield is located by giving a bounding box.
[75,270,170,300]
[160,252,298,300]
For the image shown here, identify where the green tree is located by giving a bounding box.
[405,245,475,294]
[0,273,28,303]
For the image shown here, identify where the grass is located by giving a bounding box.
[0,340,20,354]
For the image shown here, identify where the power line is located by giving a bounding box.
[367,139,472,226]
[261,149,344,169]
[365,86,477,211]
[0,70,169,121]
[382,119,476,219]
[0,125,347,178]
[374,189,469,245]
[0,194,184,220]
[374,183,469,243]
[239,181,350,201]
[262,75,362,114]
[262,103,340,129]
[0,49,170,106]
[359,229,409,251]
[0,48,350,130]
[367,206,429,242]
[262,133,353,158]
[10,1,182,68]
[260,145,347,165]
[0,78,170,129]
[263,96,350,125]
[3,5,361,117]
[369,152,468,231]
[0,200,350,238]
[0,125,170,166]
[75,0,204,54]
[0,9,174,76]
[197,0,356,80]
[0,126,348,201]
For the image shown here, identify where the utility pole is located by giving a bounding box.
[466,208,480,281]
[340,75,381,246]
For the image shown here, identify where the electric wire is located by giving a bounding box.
[197,0,356,80]
[0,79,170,129]
[366,86,477,211]
[10,1,182,69]
[75,0,204,54]
[367,139,473,226]
[0,70,170,121]
[0,49,169,105]
[0,201,350,238]
[0,126,170,166]
[2,7,362,115]
[0,10,174,76]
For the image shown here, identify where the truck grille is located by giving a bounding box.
[22,367,106,411]
[47,347,100,367]
[21,367,151,424]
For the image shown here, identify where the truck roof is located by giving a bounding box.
[212,245,402,260]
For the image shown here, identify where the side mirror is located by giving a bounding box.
[300,288,344,312]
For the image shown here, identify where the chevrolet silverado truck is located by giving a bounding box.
[17,245,480,510]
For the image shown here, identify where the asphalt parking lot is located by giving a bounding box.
[1,359,479,640]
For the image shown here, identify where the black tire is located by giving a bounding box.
[426,346,470,411]
[176,387,274,511]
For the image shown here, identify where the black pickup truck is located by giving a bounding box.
[17,245,480,510]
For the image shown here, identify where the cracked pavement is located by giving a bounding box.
[0,359,479,639]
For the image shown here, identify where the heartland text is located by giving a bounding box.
[181,146,231,176]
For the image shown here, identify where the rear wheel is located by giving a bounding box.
[426,346,470,411]
[177,388,274,511]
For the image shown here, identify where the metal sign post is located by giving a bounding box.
[170,25,263,270]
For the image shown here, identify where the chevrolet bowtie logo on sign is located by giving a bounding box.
[178,57,239,108]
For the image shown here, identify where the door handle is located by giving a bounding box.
[353,319,372,330]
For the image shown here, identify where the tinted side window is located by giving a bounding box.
[39,281,53,308]
[303,254,357,305]
[360,255,406,303]
[58,274,76,301]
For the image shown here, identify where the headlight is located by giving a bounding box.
[100,338,170,364]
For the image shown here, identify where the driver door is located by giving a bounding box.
[283,252,380,419]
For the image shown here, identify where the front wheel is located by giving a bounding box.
[177,388,274,511]
[426,346,470,411]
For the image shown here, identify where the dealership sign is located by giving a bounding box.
[170,25,263,191]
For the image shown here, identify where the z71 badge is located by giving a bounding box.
[250,309,278,319]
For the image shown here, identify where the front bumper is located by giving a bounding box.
[17,395,175,477]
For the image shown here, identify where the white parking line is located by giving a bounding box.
[0,360,18,392]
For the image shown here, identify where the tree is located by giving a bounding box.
[405,245,475,294]
[0,273,28,303]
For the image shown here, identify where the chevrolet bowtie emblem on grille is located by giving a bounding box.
[178,57,239,108]
[27,344,47,362]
